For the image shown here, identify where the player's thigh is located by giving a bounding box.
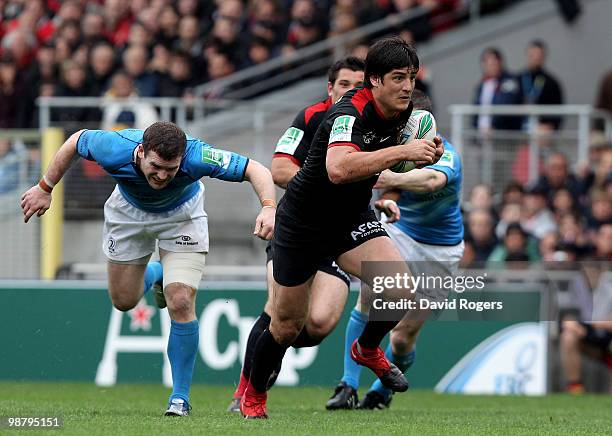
[159,248,205,290]
[308,270,349,336]
[337,236,408,284]
[103,187,157,262]
[107,258,149,309]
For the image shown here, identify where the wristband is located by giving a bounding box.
[38,176,54,194]
[262,199,276,208]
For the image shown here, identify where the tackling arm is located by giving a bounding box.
[375,168,447,193]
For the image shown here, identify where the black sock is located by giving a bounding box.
[292,326,322,348]
[242,311,271,379]
[358,320,397,349]
[250,329,288,392]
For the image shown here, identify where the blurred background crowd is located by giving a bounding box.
[0,0,519,129]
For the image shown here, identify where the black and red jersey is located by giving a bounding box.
[273,97,333,167]
[282,87,412,221]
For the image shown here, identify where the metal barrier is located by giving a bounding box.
[0,129,42,279]
[449,104,612,194]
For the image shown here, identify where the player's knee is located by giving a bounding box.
[306,316,334,341]
[111,296,138,312]
[271,319,304,346]
[165,288,193,317]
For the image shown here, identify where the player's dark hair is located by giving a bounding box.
[364,37,419,89]
[411,89,433,113]
[142,121,187,161]
[328,56,365,84]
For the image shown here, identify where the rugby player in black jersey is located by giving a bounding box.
[241,37,443,419]
[227,57,365,412]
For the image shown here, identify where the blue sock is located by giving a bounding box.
[143,261,163,294]
[341,308,368,390]
[167,319,199,404]
[370,345,417,398]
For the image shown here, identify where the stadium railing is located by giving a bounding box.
[448,104,612,194]
[0,129,43,279]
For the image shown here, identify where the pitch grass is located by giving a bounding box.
[0,383,611,435]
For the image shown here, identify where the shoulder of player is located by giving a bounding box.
[303,98,332,126]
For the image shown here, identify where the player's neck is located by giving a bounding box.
[371,89,400,120]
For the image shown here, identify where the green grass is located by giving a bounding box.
[0,382,611,435]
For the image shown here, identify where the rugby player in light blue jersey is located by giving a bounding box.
[21,121,276,416]
[327,91,464,410]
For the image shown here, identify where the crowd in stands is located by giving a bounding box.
[461,144,612,267]
[0,0,525,129]
[473,40,564,133]
[466,39,612,268]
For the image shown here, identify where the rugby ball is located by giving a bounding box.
[390,110,437,173]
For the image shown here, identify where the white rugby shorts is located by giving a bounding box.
[383,222,464,303]
[102,182,209,262]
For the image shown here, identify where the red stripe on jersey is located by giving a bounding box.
[328,142,361,151]
[351,87,397,119]
[351,88,372,116]
[304,97,333,126]
[273,153,302,166]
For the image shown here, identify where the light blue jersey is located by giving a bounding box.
[77,129,249,212]
[394,137,463,246]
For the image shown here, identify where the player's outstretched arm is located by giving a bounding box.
[326,139,436,184]
[21,129,85,223]
[243,159,276,240]
[374,168,447,193]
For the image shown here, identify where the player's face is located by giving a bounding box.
[372,67,416,118]
[138,146,182,189]
[328,68,364,103]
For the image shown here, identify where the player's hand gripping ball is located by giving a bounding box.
[390,109,437,173]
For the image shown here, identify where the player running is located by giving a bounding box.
[240,37,444,419]
[20,121,276,416]
[227,57,365,412]
[327,90,465,410]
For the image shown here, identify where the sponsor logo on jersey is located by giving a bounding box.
[436,151,454,168]
[202,148,231,169]
[329,115,356,144]
[275,127,305,155]
[350,220,385,241]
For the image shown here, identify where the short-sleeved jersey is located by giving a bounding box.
[283,87,412,221]
[77,129,249,213]
[274,97,333,166]
[394,137,464,246]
